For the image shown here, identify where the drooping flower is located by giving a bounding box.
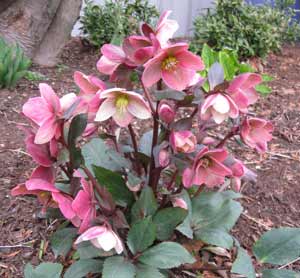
[22,84,82,144]
[158,101,175,124]
[227,159,246,191]
[142,43,204,91]
[11,166,80,226]
[182,147,232,188]
[95,88,151,127]
[141,10,179,47]
[74,71,106,95]
[72,172,96,233]
[227,73,262,113]
[201,93,239,124]
[75,225,123,254]
[170,130,197,153]
[240,117,273,153]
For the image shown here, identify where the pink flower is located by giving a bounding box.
[141,10,179,47]
[95,88,151,127]
[122,35,160,65]
[74,71,106,95]
[227,73,262,113]
[158,149,170,168]
[170,130,197,153]
[172,197,188,210]
[72,172,96,233]
[182,147,232,188]
[240,117,273,153]
[158,102,175,124]
[201,93,239,124]
[75,225,123,254]
[11,166,80,226]
[142,43,204,91]
[97,44,136,76]
[22,84,81,144]
[228,159,245,191]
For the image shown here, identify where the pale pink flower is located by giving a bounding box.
[141,10,179,47]
[72,172,96,233]
[227,73,262,113]
[228,159,245,192]
[11,166,80,226]
[158,102,175,124]
[95,88,151,127]
[182,147,232,188]
[201,93,239,124]
[75,225,123,254]
[172,197,188,210]
[22,84,81,144]
[142,43,204,91]
[170,130,197,154]
[240,117,273,153]
[74,71,106,95]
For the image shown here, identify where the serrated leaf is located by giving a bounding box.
[24,262,63,278]
[135,264,166,278]
[231,248,255,278]
[154,89,185,101]
[153,207,187,240]
[195,228,233,249]
[50,228,77,258]
[138,242,195,269]
[103,256,136,278]
[131,186,158,223]
[64,259,103,278]
[93,165,134,207]
[127,217,156,254]
[82,138,131,172]
[262,269,300,278]
[219,51,236,80]
[253,227,300,265]
[201,44,217,68]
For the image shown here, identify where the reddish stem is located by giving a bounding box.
[216,126,239,148]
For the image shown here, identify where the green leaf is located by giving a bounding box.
[195,228,233,249]
[102,256,136,278]
[262,74,274,82]
[154,89,185,101]
[138,242,195,269]
[131,186,158,223]
[50,228,77,258]
[138,130,153,157]
[262,269,300,278]
[153,207,187,240]
[231,248,255,278]
[24,262,63,278]
[77,241,115,259]
[253,227,300,265]
[93,165,134,207]
[238,63,255,73]
[135,264,166,278]
[64,259,103,278]
[192,191,242,230]
[219,51,236,80]
[82,138,131,172]
[201,44,217,68]
[256,84,272,96]
[127,217,156,254]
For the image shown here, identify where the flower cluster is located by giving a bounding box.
[12,10,273,265]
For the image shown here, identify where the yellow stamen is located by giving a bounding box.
[161,56,178,71]
[115,94,129,112]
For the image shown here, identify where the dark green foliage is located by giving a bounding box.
[0,37,31,89]
[191,0,300,58]
[80,0,159,47]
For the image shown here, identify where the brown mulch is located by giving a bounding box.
[0,39,300,277]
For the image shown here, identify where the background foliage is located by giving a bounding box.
[191,0,300,58]
[80,0,159,47]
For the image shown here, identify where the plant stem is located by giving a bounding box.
[140,78,156,115]
[190,106,198,118]
[216,126,239,148]
[128,124,142,175]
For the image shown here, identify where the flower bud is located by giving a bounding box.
[158,149,170,168]
[170,130,196,153]
[172,197,188,210]
[158,102,175,124]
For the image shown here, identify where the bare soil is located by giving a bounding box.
[0,39,300,277]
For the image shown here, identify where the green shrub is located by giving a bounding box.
[191,0,300,59]
[0,38,31,89]
[80,0,159,47]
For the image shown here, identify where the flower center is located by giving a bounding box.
[161,56,178,71]
[201,157,211,169]
[115,94,129,112]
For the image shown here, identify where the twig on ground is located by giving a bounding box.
[278,256,300,269]
[242,212,272,231]
[0,242,34,249]
[267,151,298,161]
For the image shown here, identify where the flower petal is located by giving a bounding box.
[177,50,205,71]
[113,110,133,127]
[34,117,58,144]
[162,66,195,91]
[39,83,61,114]
[97,56,119,75]
[127,98,151,119]
[95,98,116,122]
[142,54,164,87]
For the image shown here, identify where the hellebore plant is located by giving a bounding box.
[15,10,300,278]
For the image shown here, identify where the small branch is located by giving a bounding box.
[189,107,198,119]
[216,126,239,148]
[0,243,33,249]
[278,256,300,269]
[140,78,156,115]
[128,124,142,175]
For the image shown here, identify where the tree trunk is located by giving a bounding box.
[0,0,82,67]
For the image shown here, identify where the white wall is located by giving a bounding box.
[72,0,215,37]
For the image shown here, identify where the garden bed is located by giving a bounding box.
[0,39,300,277]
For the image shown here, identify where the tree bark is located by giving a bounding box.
[0,0,82,67]
[33,0,82,66]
